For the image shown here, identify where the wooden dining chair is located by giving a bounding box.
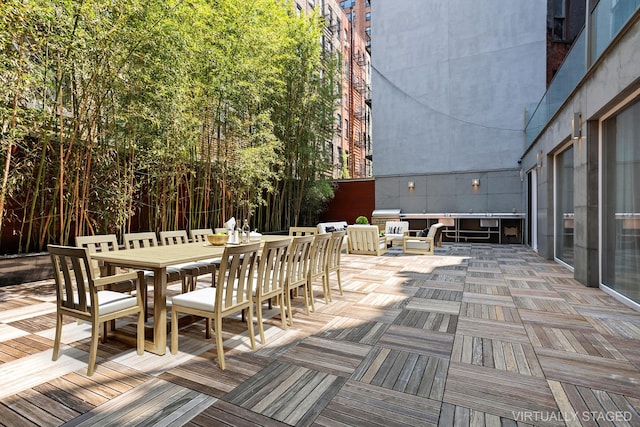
[171,242,260,370]
[288,226,317,237]
[123,232,183,318]
[75,234,136,291]
[189,228,221,287]
[253,238,291,344]
[48,245,144,376]
[326,230,345,298]
[159,230,215,292]
[284,235,314,326]
[307,232,332,311]
[190,228,214,243]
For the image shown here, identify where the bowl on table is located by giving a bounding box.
[207,234,229,246]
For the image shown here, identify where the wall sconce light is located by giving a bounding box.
[471,178,480,188]
[537,151,543,169]
[408,181,415,190]
[519,168,524,181]
[572,112,582,139]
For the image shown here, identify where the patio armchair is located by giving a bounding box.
[284,235,314,325]
[48,245,144,376]
[384,221,409,246]
[402,223,444,255]
[346,225,387,256]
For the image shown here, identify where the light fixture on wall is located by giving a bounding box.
[408,181,415,190]
[471,178,480,188]
[537,151,543,169]
[572,112,582,139]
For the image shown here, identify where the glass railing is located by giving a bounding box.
[525,0,640,147]
[524,30,585,147]
[592,0,640,59]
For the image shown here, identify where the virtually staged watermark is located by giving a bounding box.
[512,410,634,423]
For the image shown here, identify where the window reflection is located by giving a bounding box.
[603,99,640,304]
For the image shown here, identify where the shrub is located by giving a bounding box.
[355,216,369,224]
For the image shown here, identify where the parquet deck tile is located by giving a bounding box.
[464,282,511,295]
[161,352,271,398]
[2,243,640,426]
[525,324,627,359]
[443,362,564,427]
[342,303,403,325]
[315,380,441,427]
[66,377,216,426]
[317,316,389,345]
[460,302,522,323]
[279,336,370,377]
[187,399,289,426]
[451,335,544,377]
[519,308,594,330]
[393,309,458,333]
[352,346,448,400]
[377,324,454,359]
[405,298,461,315]
[414,288,463,301]
[504,278,555,290]
[548,380,640,427]
[513,296,579,314]
[224,360,346,427]
[536,347,640,398]
[438,402,527,427]
[456,316,530,343]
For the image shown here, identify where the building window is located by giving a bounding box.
[365,26,371,37]
[603,99,640,304]
[365,12,371,21]
[554,144,574,267]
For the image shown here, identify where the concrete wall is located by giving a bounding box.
[372,0,547,214]
[521,13,640,285]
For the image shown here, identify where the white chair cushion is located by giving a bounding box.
[405,240,431,250]
[172,286,242,312]
[172,287,217,312]
[96,290,139,315]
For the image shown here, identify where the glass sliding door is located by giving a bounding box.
[602,100,640,304]
[555,145,574,266]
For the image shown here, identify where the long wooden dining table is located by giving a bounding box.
[91,235,290,355]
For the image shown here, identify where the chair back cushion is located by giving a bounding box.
[385,221,409,235]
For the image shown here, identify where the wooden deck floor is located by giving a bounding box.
[1,244,640,426]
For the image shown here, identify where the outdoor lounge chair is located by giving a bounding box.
[346,225,387,256]
[402,223,444,255]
